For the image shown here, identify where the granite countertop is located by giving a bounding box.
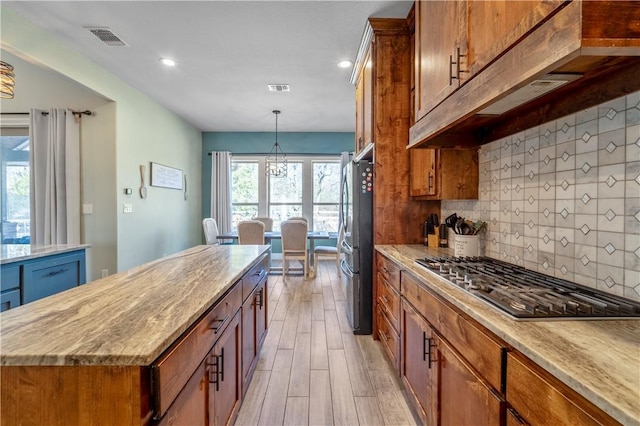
[0,244,270,367]
[376,244,640,426]
[1,243,91,264]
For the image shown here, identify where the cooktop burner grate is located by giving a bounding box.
[415,256,640,319]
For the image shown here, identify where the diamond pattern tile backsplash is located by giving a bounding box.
[442,91,640,301]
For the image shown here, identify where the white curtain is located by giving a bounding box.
[210,151,232,235]
[29,108,81,245]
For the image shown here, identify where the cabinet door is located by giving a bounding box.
[241,294,256,396]
[209,311,241,426]
[409,149,438,197]
[22,252,86,304]
[255,279,268,351]
[439,149,479,199]
[400,298,438,426]
[158,358,208,426]
[466,0,565,78]
[415,0,464,121]
[439,337,503,426]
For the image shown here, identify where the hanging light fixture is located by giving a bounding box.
[0,61,15,99]
[265,110,287,177]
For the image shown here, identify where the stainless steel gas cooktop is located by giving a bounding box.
[415,256,640,320]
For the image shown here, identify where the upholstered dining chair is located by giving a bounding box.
[202,218,220,245]
[280,219,309,279]
[252,217,274,232]
[237,220,265,245]
[313,224,344,276]
[287,216,308,224]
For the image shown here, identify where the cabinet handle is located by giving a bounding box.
[209,316,229,334]
[423,334,437,369]
[255,288,264,308]
[449,54,455,85]
[428,172,434,192]
[42,268,69,278]
[207,351,223,391]
[382,295,389,304]
[449,47,467,84]
[380,266,389,274]
[253,269,265,278]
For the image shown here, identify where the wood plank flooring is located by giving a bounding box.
[235,260,418,426]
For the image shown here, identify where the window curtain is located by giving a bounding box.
[210,151,232,235]
[29,108,81,245]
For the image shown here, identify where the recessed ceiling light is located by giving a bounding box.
[160,58,176,67]
[337,60,353,69]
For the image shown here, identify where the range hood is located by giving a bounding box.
[476,74,582,116]
[409,1,640,149]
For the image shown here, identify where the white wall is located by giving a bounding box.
[1,6,203,275]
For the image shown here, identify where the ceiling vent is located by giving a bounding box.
[268,84,290,92]
[85,27,128,47]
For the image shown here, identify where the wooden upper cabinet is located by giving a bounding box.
[465,1,566,78]
[414,0,464,122]
[355,48,372,155]
[410,148,479,200]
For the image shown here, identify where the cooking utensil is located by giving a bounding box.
[445,213,458,229]
[139,165,147,199]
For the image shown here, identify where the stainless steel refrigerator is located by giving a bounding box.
[340,158,373,335]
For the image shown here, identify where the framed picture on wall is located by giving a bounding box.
[150,162,183,190]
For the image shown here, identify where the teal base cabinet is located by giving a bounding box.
[1,249,86,311]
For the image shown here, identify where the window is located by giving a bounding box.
[230,156,341,232]
[1,129,31,244]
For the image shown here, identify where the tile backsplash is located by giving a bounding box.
[442,91,640,302]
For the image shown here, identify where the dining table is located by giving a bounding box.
[217,230,338,276]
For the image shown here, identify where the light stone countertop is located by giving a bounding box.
[376,244,640,426]
[1,243,91,264]
[0,244,270,367]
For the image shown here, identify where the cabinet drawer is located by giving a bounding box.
[22,252,86,304]
[152,282,242,418]
[377,277,400,332]
[401,271,504,391]
[376,303,400,373]
[0,289,21,312]
[0,265,20,291]
[377,254,400,291]
[242,254,269,301]
[506,352,618,426]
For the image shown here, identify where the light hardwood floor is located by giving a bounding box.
[235,260,418,426]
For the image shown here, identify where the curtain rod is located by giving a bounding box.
[1,110,93,117]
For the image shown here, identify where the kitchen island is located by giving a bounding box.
[376,244,639,426]
[0,244,271,425]
[1,243,90,311]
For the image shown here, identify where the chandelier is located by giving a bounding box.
[0,61,15,99]
[265,110,287,177]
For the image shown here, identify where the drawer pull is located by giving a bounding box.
[380,266,389,274]
[382,295,390,304]
[209,316,229,334]
[255,288,264,308]
[42,268,69,278]
[253,269,266,278]
[423,333,437,369]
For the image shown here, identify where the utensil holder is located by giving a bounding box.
[454,234,479,257]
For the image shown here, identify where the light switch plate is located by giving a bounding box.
[82,204,93,214]
[123,204,133,213]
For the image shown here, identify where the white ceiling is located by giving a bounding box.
[3,1,413,133]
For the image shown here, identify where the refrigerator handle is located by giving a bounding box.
[340,259,354,278]
[341,240,353,255]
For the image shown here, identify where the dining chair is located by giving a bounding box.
[287,216,308,224]
[313,225,344,276]
[202,218,220,245]
[252,217,273,232]
[280,219,309,279]
[237,220,265,245]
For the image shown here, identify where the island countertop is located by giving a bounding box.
[376,244,640,426]
[1,243,90,264]
[0,244,270,367]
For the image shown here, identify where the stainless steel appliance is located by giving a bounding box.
[340,157,374,334]
[415,256,640,320]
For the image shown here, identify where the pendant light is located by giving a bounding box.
[0,61,15,99]
[265,110,287,177]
